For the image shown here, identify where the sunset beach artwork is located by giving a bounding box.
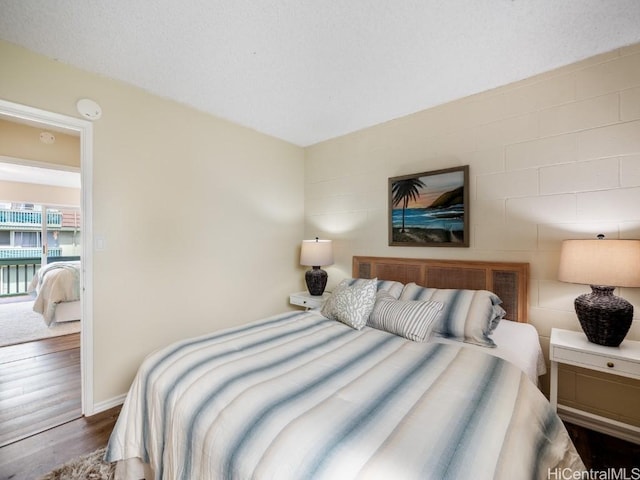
[389,165,469,247]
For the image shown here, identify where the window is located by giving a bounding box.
[14,231,40,247]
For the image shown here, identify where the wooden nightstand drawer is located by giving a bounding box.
[552,347,640,378]
[550,329,640,381]
[289,291,330,310]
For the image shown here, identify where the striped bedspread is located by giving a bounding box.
[106,311,584,480]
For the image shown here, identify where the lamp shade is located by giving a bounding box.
[558,239,640,287]
[300,238,334,267]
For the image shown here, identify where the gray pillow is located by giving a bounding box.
[321,278,378,330]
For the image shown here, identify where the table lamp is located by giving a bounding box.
[300,238,333,296]
[558,235,640,346]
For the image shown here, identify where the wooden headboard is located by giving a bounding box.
[353,256,529,323]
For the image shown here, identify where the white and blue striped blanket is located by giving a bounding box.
[106,311,584,480]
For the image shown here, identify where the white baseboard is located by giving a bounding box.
[558,405,640,445]
[90,393,126,416]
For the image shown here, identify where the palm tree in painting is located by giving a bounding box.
[392,178,426,233]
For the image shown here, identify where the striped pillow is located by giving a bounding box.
[369,291,444,342]
[342,278,404,299]
[399,283,506,348]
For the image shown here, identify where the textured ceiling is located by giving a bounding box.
[1,1,640,146]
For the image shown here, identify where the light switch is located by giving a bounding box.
[95,235,107,251]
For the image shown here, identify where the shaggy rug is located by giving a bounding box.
[0,299,80,347]
[40,447,115,480]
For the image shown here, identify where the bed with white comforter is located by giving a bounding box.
[28,260,81,325]
[106,310,584,480]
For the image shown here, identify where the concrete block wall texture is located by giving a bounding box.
[304,44,640,426]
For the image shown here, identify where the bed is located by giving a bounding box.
[106,256,585,479]
[28,260,81,325]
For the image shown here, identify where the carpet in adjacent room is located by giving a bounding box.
[0,300,80,347]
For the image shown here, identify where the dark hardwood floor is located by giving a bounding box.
[0,405,121,480]
[0,335,637,479]
[0,333,121,480]
[564,422,640,470]
[0,334,81,448]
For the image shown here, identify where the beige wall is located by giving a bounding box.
[0,118,80,168]
[0,179,80,206]
[0,118,80,206]
[305,44,640,426]
[0,40,305,404]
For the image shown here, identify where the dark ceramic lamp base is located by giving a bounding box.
[575,285,633,347]
[305,266,328,296]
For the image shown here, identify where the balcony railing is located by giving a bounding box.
[0,247,62,259]
[0,209,63,229]
[0,258,40,297]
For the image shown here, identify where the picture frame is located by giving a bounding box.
[389,165,469,247]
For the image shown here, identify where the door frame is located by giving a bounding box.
[0,98,94,415]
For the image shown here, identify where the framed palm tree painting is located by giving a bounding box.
[389,165,469,247]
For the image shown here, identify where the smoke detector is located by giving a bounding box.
[76,98,102,120]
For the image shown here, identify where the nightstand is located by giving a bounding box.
[289,291,330,310]
[550,328,640,443]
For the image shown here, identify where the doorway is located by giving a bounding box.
[0,199,82,343]
[0,98,94,416]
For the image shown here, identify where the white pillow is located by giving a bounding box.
[369,291,444,342]
[321,278,378,330]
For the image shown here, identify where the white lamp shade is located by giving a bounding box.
[300,239,333,267]
[558,239,640,287]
